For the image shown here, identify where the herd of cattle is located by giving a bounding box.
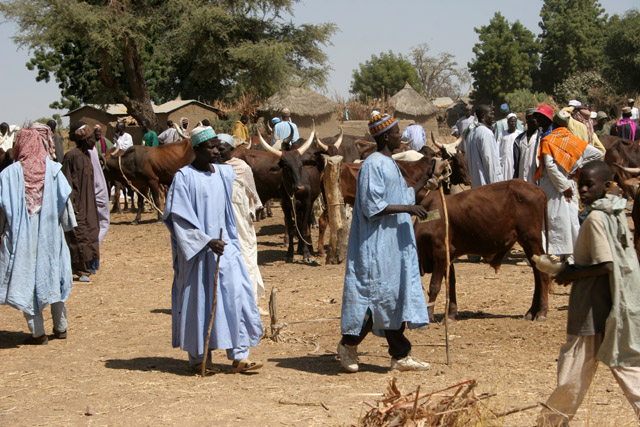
[3,128,640,321]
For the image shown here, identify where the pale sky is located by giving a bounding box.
[1,0,637,126]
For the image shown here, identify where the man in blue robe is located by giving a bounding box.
[163,125,263,374]
[338,113,432,373]
[0,127,76,344]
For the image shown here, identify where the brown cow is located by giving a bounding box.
[102,138,195,224]
[0,148,14,172]
[601,135,640,197]
[414,180,550,322]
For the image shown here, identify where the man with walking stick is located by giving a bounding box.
[163,125,263,375]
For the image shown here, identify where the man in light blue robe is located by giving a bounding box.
[163,125,263,374]
[465,104,504,188]
[338,113,431,373]
[0,128,76,344]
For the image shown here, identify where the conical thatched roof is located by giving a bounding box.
[258,87,338,117]
[389,83,439,116]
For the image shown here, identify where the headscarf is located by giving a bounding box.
[14,129,48,216]
[573,108,594,144]
[369,113,397,137]
[28,122,56,161]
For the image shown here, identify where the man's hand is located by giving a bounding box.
[207,239,227,256]
[563,187,573,201]
[407,205,429,219]
[554,264,575,286]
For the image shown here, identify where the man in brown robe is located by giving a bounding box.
[63,121,100,283]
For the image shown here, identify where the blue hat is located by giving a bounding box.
[189,126,217,146]
[217,133,234,146]
[500,103,510,113]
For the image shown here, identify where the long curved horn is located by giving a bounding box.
[297,128,316,155]
[246,136,252,149]
[283,123,294,145]
[334,128,344,149]
[315,133,328,151]
[258,131,282,158]
[614,163,640,175]
[430,131,443,149]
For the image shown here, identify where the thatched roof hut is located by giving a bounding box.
[389,83,439,119]
[258,87,339,136]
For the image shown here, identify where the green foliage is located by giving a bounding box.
[350,51,420,102]
[0,0,336,126]
[211,111,240,134]
[410,43,470,99]
[554,71,615,108]
[602,10,640,94]
[503,89,547,113]
[468,13,540,106]
[536,0,608,92]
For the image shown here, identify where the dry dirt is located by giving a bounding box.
[1,205,638,426]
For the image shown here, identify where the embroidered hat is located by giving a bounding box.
[368,113,397,137]
[189,126,217,146]
[534,104,553,121]
[500,103,510,114]
[217,133,234,147]
[525,108,538,116]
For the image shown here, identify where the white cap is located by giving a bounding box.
[590,111,597,119]
[568,100,582,107]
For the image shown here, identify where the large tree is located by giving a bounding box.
[536,0,607,92]
[602,9,640,95]
[350,51,419,102]
[0,0,335,130]
[410,43,470,100]
[468,12,540,106]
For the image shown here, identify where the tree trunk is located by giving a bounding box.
[120,35,161,132]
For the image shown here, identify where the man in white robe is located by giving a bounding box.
[513,108,541,183]
[533,107,602,258]
[464,105,503,188]
[163,125,263,374]
[497,113,521,180]
[216,134,265,306]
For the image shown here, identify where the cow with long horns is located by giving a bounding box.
[259,129,320,264]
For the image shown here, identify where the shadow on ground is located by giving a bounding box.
[0,330,31,349]
[269,355,388,376]
[150,308,171,315]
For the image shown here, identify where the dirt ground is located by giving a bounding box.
[1,204,638,426]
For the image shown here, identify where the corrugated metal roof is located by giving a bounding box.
[65,100,219,117]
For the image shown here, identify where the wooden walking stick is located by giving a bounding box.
[201,228,223,377]
[439,185,451,365]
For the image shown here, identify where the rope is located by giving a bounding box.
[117,155,164,216]
[284,185,314,247]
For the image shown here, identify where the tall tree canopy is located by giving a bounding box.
[536,0,607,92]
[410,43,470,100]
[468,12,539,106]
[602,9,640,95]
[0,0,336,129]
[350,51,419,102]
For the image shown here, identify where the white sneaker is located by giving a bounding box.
[390,355,431,371]
[337,343,359,373]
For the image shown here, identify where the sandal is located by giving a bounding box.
[190,360,220,375]
[231,359,263,373]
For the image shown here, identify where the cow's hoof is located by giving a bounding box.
[285,257,294,263]
[535,315,547,322]
[304,258,319,266]
[267,212,273,218]
[131,220,139,225]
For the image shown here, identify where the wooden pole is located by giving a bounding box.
[439,186,451,365]
[321,154,346,264]
[201,228,223,377]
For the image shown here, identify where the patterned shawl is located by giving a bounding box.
[14,129,48,216]
[534,127,588,181]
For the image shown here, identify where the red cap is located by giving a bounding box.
[534,104,553,121]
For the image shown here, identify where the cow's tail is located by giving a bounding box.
[543,192,549,255]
